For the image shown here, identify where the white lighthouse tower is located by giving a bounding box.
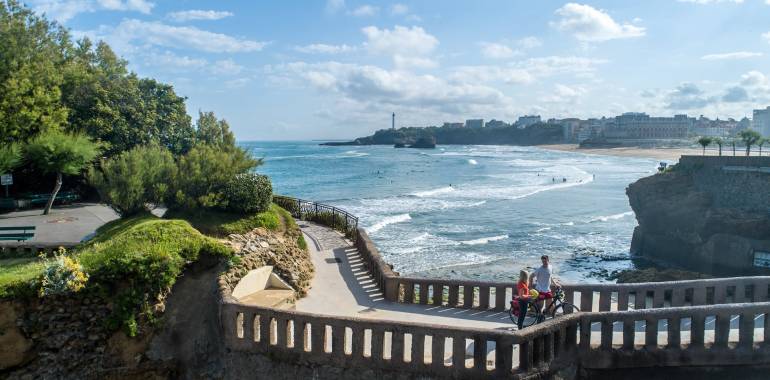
[392,112,395,130]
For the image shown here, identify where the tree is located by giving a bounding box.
[738,129,762,156]
[195,111,236,148]
[25,131,103,214]
[0,0,69,142]
[697,136,712,156]
[759,138,767,156]
[731,138,737,156]
[712,137,724,156]
[0,144,21,174]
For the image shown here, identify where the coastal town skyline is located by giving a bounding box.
[26,0,770,139]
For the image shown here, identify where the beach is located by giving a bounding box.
[537,144,706,162]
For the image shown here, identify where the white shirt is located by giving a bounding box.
[533,265,553,293]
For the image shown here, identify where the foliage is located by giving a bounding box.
[696,136,712,155]
[738,129,762,156]
[0,0,69,142]
[25,130,103,176]
[224,173,273,214]
[0,143,21,173]
[195,111,236,148]
[297,235,308,250]
[76,214,231,336]
[712,137,724,156]
[166,203,284,237]
[88,144,176,216]
[168,145,261,211]
[0,257,45,299]
[38,248,88,296]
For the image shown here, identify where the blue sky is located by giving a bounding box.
[24,0,770,140]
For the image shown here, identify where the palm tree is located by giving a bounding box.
[712,137,724,156]
[731,138,737,156]
[25,131,103,215]
[759,138,767,156]
[738,129,762,156]
[697,136,713,156]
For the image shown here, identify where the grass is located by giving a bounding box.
[166,203,292,237]
[0,257,45,298]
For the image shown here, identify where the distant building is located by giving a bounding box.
[753,107,770,136]
[692,116,739,138]
[515,115,541,128]
[442,122,464,128]
[485,119,509,128]
[604,112,693,140]
[465,119,484,129]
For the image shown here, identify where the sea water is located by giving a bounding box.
[243,141,660,283]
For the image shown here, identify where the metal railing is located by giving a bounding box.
[273,195,359,241]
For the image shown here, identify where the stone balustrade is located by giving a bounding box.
[221,196,770,377]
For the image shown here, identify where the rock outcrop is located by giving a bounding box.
[627,155,770,275]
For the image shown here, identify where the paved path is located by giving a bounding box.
[0,203,118,245]
[296,222,515,331]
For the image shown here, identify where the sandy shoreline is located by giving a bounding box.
[536,144,705,161]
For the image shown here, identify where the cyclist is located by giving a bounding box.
[530,255,560,317]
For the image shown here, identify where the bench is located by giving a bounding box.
[0,226,35,241]
[25,191,80,206]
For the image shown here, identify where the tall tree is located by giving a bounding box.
[25,130,103,214]
[195,111,236,148]
[712,137,723,157]
[0,144,21,174]
[0,0,69,142]
[738,129,761,157]
[697,136,712,156]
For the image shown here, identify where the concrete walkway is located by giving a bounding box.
[296,222,515,331]
[0,203,119,245]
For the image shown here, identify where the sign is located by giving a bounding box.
[753,251,770,268]
[0,174,11,186]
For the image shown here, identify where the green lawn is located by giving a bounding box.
[0,257,44,298]
[165,203,292,237]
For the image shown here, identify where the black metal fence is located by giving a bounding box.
[273,195,359,241]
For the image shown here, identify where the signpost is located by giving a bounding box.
[1,174,11,198]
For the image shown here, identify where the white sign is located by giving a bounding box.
[0,174,11,186]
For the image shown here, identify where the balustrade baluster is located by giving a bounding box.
[479,286,490,309]
[452,335,466,370]
[392,331,405,365]
[566,322,578,348]
[645,317,658,348]
[618,290,629,311]
[692,287,707,306]
[601,320,613,349]
[599,291,611,311]
[653,290,665,308]
[495,286,507,311]
[473,337,487,372]
[494,336,513,376]
[765,312,770,346]
[260,313,272,349]
[714,314,730,348]
[332,325,345,358]
[433,284,444,306]
[579,319,591,351]
[622,319,634,349]
[738,312,754,349]
[371,328,384,361]
[243,312,255,344]
[412,333,425,367]
[310,322,324,354]
[448,286,459,307]
[276,318,288,348]
[404,282,414,304]
[581,291,593,312]
[668,316,681,349]
[520,339,534,371]
[671,288,685,307]
[351,326,364,358]
[690,315,705,348]
[757,281,770,302]
[419,282,429,305]
[544,333,554,363]
[431,335,446,369]
[714,286,726,304]
[463,286,474,308]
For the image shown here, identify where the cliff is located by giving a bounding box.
[627,155,770,275]
[321,122,564,146]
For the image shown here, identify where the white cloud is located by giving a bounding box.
[551,3,645,42]
[295,44,356,54]
[516,36,542,49]
[325,0,345,13]
[701,51,762,60]
[144,50,207,70]
[391,3,409,15]
[211,59,244,76]
[741,70,769,87]
[762,31,770,44]
[168,10,233,22]
[393,55,438,69]
[479,42,519,59]
[99,19,268,53]
[451,56,606,85]
[28,0,153,22]
[542,84,587,103]
[350,5,379,17]
[362,25,438,56]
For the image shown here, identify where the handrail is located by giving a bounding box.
[274,195,359,241]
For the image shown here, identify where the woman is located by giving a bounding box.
[514,270,531,330]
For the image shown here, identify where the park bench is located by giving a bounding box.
[0,226,35,241]
[25,191,79,206]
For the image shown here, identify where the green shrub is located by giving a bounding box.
[168,145,261,211]
[76,214,231,336]
[38,249,89,297]
[88,145,177,216]
[224,173,273,214]
[166,203,283,237]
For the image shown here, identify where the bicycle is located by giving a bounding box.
[509,287,580,328]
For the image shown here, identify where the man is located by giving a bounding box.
[530,255,559,316]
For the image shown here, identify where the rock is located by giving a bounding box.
[259,241,270,248]
[0,302,34,370]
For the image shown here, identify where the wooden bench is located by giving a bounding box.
[25,191,80,206]
[0,226,35,241]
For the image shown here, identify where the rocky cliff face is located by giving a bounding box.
[627,156,770,275]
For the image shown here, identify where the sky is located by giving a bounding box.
[22,0,770,140]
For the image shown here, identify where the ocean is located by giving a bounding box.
[243,141,660,284]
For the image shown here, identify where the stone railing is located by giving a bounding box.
[219,196,770,377]
[274,195,359,241]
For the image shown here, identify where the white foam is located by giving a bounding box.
[367,213,411,233]
[468,159,478,165]
[460,234,509,246]
[588,211,634,223]
[412,186,455,198]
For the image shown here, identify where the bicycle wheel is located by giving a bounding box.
[521,303,541,327]
[551,302,580,318]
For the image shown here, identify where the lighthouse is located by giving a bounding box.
[392,112,395,130]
